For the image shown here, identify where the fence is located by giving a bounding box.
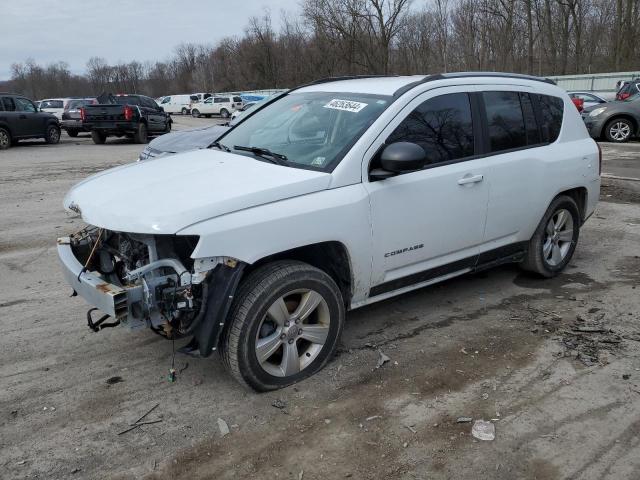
[547,71,640,94]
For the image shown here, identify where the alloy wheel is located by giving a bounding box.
[610,121,631,141]
[542,208,574,266]
[255,289,331,377]
[0,130,9,148]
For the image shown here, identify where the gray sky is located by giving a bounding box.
[1,0,301,80]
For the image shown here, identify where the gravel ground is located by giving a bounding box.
[1,122,640,479]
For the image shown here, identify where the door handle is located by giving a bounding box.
[457,174,484,185]
[19,114,26,119]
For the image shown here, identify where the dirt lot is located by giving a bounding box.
[1,122,640,480]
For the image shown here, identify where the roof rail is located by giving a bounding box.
[393,72,556,97]
[305,75,399,86]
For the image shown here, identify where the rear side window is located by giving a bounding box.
[3,97,16,111]
[535,94,564,143]
[42,100,63,108]
[213,97,224,103]
[483,91,527,152]
[233,96,242,103]
[387,92,474,165]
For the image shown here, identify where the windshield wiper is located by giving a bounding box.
[233,145,288,165]
[210,141,230,152]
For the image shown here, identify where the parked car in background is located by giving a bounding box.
[0,93,60,149]
[82,93,171,144]
[568,91,608,109]
[139,124,229,160]
[39,98,70,119]
[616,79,640,100]
[61,98,97,137]
[190,95,243,118]
[159,94,196,115]
[59,73,599,391]
[582,93,640,143]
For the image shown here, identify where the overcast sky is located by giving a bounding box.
[1,0,301,80]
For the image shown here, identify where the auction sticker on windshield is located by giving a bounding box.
[324,99,368,113]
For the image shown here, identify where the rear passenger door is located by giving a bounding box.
[479,90,563,252]
[365,88,489,296]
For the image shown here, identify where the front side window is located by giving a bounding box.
[386,92,474,165]
[535,94,564,143]
[204,98,212,104]
[16,97,37,112]
[161,96,170,104]
[216,91,391,171]
[213,97,224,103]
[41,100,63,109]
[483,91,527,152]
[233,96,242,103]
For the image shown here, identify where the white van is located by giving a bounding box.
[159,95,198,115]
[39,98,71,119]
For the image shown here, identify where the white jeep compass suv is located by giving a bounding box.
[58,73,600,391]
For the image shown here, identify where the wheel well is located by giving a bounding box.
[558,187,587,221]
[0,123,11,135]
[604,115,638,134]
[247,242,353,308]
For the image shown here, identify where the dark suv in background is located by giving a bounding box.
[0,93,61,150]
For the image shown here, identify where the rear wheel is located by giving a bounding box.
[91,130,106,144]
[46,125,61,144]
[220,108,230,119]
[133,123,148,144]
[67,129,79,137]
[604,118,633,143]
[520,195,580,278]
[221,261,345,391]
[181,107,189,115]
[0,128,11,150]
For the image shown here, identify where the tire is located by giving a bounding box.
[91,130,106,144]
[164,120,172,133]
[221,260,345,392]
[604,118,633,143]
[45,125,61,144]
[181,107,189,115]
[520,195,580,278]
[191,109,200,118]
[220,108,230,119]
[133,123,148,144]
[0,127,11,150]
[67,129,79,137]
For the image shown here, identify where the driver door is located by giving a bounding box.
[364,88,489,296]
[14,97,43,137]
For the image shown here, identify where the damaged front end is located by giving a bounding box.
[57,226,244,356]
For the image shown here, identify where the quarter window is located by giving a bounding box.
[483,91,527,152]
[386,92,474,165]
[535,94,564,143]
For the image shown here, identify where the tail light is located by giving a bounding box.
[79,108,85,121]
[597,142,602,175]
[123,105,133,121]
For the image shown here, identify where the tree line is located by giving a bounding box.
[3,0,639,100]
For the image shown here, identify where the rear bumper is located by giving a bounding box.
[61,120,85,130]
[84,123,138,134]
[57,236,135,320]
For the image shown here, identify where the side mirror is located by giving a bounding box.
[158,106,165,112]
[370,142,427,180]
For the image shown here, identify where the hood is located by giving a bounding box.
[64,149,331,234]
[148,125,229,153]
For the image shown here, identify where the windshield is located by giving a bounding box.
[216,91,391,171]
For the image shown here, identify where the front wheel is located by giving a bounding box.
[219,108,230,119]
[221,261,345,391]
[46,125,61,144]
[191,109,200,118]
[520,195,580,278]
[604,118,633,143]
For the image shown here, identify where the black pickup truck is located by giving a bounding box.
[82,93,172,144]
